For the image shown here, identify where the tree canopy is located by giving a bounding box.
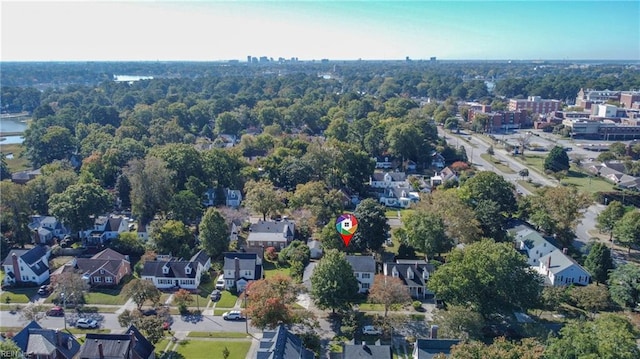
[544,146,570,173]
[349,198,390,252]
[427,239,542,316]
[310,249,359,312]
[198,207,229,259]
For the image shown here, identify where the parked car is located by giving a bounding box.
[215,275,225,290]
[362,325,382,335]
[76,318,98,329]
[210,290,221,302]
[222,311,244,321]
[37,285,50,296]
[141,308,157,316]
[46,306,64,317]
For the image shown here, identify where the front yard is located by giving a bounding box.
[173,339,251,359]
[0,287,38,304]
[84,288,129,305]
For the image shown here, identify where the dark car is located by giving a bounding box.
[210,290,221,302]
[46,306,64,317]
[142,308,157,316]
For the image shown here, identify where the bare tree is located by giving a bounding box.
[51,271,89,307]
[516,132,533,157]
[368,274,412,317]
[21,303,45,322]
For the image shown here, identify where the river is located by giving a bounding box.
[0,115,28,144]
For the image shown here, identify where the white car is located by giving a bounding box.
[215,275,225,290]
[76,318,98,329]
[362,325,382,335]
[222,311,244,321]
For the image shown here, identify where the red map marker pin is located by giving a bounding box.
[335,214,358,247]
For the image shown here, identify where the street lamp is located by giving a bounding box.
[243,290,249,334]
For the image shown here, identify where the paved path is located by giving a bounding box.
[115,297,135,315]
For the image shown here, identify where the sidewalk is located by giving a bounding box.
[115,297,136,315]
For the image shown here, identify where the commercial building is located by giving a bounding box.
[509,96,561,114]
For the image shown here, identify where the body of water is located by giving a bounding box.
[0,117,28,144]
[0,135,25,144]
[113,75,154,82]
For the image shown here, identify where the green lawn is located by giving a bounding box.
[84,288,129,305]
[154,338,171,358]
[518,155,546,174]
[480,154,516,174]
[263,260,291,279]
[358,303,386,311]
[174,339,251,359]
[216,291,238,308]
[560,168,614,194]
[187,331,249,338]
[65,328,111,335]
[213,308,229,316]
[517,180,545,194]
[0,287,37,304]
[0,143,30,173]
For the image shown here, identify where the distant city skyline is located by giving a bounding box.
[1,1,639,62]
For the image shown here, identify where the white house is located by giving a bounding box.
[510,225,556,266]
[140,250,210,290]
[345,255,376,293]
[82,215,130,246]
[538,250,591,286]
[225,189,243,208]
[430,167,459,187]
[370,172,407,189]
[28,215,70,245]
[379,186,420,208]
[383,259,435,299]
[222,252,263,292]
[2,246,51,286]
[202,188,243,208]
[374,156,394,169]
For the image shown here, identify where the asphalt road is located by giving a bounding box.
[0,311,259,334]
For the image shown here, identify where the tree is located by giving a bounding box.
[123,278,161,310]
[459,171,517,215]
[125,156,175,225]
[451,337,544,359]
[544,146,570,172]
[0,182,31,247]
[199,207,228,259]
[173,288,194,313]
[310,250,359,313]
[527,186,591,243]
[0,339,21,355]
[51,272,89,307]
[168,190,202,224]
[584,242,614,284]
[153,220,195,259]
[516,132,533,157]
[540,286,569,312]
[244,179,285,221]
[403,210,453,257]
[607,264,640,308]
[222,346,230,359]
[244,274,304,330]
[613,210,640,253]
[368,275,411,317]
[0,153,10,180]
[519,168,529,180]
[596,200,625,241]
[432,305,485,340]
[111,232,145,257]
[569,284,609,316]
[545,314,640,359]
[350,199,390,252]
[279,240,311,266]
[427,239,542,316]
[117,309,165,344]
[21,303,45,322]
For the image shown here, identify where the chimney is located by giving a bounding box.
[11,253,21,283]
[547,256,551,275]
[129,329,137,350]
[98,342,104,359]
[562,248,568,254]
[234,257,240,280]
[55,329,62,347]
[430,325,439,339]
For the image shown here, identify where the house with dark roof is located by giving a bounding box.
[223,252,263,292]
[378,185,420,208]
[29,215,70,245]
[51,248,131,287]
[538,250,591,286]
[343,342,392,359]
[374,156,395,169]
[370,172,407,188]
[202,187,244,208]
[82,215,130,246]
[78,325,155,359]
[140,250,210,290]
[256,324,314,359]
[11,168,41,184]
[13,321,81,359]
[383,259,435,299]
[2,246,51,286]
[431,152,446,169]
[346,255,376,293]
[247,220,295,250]
[412,326,461,359]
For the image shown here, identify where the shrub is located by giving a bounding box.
[265,247,278,262]
[412,301,422,311]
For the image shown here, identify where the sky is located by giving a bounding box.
[1,0,639,61]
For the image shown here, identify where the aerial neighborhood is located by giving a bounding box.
[1,59,639,359]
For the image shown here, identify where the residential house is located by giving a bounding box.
[383,259,435,299]
[431,152,446,169]
[52,248,131,287]
[2,246,50,286]
[82,215,130,246]
[140,250,210,290]
[510,225,556,266]
[538,250,591,286]
[13,321,81,359]
[374,156,395,169]
[346,255,376,293]
[202,188,243,208]
[246,219,295,250]
[406,160,418,172]
[430,167,458,187]
[29,215,70,245]
[412,326,461,359]
[370,172,407,189]
[78,325,155,359]
[378,186,420,208]
[256,324,314,359]
[343,342,392,359]
[222,251,263,292]
[308,240,323,259]
[137,222,149,241]
[11,168,41,184]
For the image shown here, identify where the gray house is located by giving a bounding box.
[256,324,314,359]
[223,252,263,292]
